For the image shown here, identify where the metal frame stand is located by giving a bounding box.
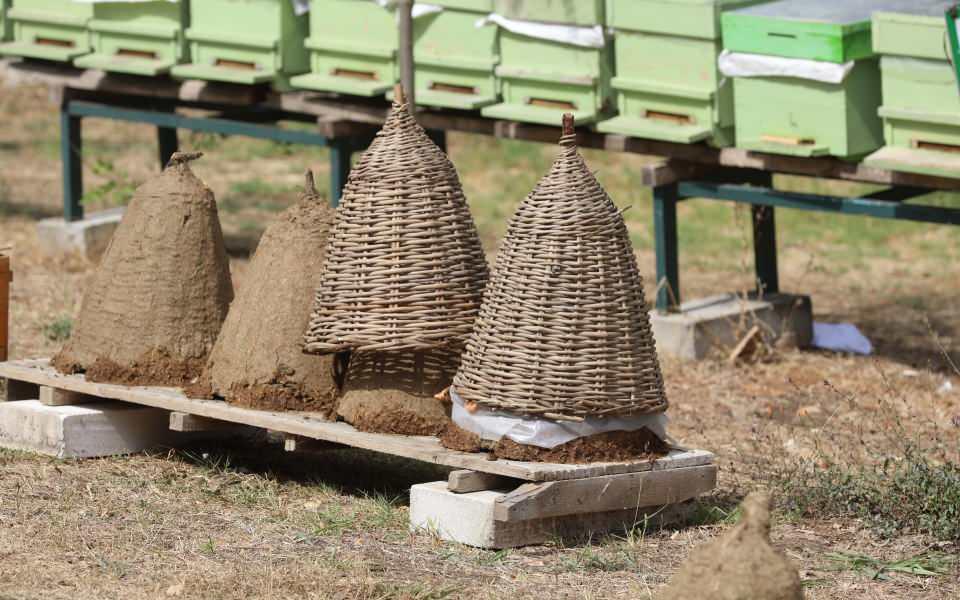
[58,89,379,220]
[652,171,960,313]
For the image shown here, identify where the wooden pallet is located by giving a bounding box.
[0,358,717,547]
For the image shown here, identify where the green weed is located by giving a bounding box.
[823,550,956,581]
[42,316,73,342]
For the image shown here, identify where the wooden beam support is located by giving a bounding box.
[39,385,97,406]
[283,435,344,453]
[0,251,10,363]
[169,411,247,433]
[493,464,717,522]
[448,470,518,493]
[3,379,37,402]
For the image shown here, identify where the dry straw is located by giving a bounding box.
[303,86,488,354]
[453,115,668,422]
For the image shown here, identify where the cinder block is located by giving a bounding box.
[35,207,123,262]
[0,399,182,458]
[651,292,813,361]
[410,481,689,548]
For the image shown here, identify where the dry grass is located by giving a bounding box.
[1,79,959,599]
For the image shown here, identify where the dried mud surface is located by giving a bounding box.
[440,424,669,464]
[205,177,339,414]
[52,156,233,386]
[337,351,457,435]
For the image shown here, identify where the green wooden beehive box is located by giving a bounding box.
[171,0,308,89]
[864,2,960,177]
[0,0,93,62]
[722,0,891,159]
[74,1,189,76]
[1,1,10,43]
[408,0,500,109]
[597,0,769,147]
[494,0,603,26]
[481,3,611,125]
[291,0,397,97]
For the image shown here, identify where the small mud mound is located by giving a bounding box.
[659,492,803,600]
[52,152,233,387]
[204,172,339,417]
[337,350,457,435]
[439,425,668,464]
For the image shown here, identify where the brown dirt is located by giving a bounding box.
[204,173,339,416]
[440,424,670,464]
[51,153,233,386]
[659,492,803,600]
[337,350,457,435]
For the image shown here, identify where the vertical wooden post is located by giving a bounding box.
[0,249,11,363]
[397,0,415,109]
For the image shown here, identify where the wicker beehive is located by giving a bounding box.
[452,115,668,421]
[303,87,488,355]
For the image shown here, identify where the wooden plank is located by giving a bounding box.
[0,359,714,482]
[283,435,344,453]
[38,385,96,407]
[493,464,717,522]
[169,411,248,433]
[0,252,9,363]
[448,470,517,493]
[3,379,37,402]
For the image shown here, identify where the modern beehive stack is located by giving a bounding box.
[451,114,668,455]
[0,0,94,62]
[303,86,488,435]
[52,152,233,386]
[198,172,341,415]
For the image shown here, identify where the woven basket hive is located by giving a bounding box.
[303,88,488,355]
[452,115,668,421]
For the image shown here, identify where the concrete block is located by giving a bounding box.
[0,399,184,459]
[35,207,124,262]
[410,481,690,549]
[651,292,813,361]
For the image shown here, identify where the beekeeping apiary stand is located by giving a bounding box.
[0,358,716,548]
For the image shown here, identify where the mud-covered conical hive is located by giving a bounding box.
[659,492,803,600]
[337,349,457,435]
[53,152,233,386]
[202,172,340,415]
[453,115,668,421]
[303,87,488,355]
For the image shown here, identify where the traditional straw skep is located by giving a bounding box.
[303,87,488,355]
[453,115,668,422]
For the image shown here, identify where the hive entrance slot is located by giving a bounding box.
[528,98,576,111]
[215,58,258,71]
[768,32,797,39]
[35,38,74,48]
[333,68,378,80]
[430,82,477,95]
[915,140,960,154]
[117,48,158,60]
[761,134,816,146]
[644,110,694,125]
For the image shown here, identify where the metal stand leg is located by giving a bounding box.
[60,103,84,222]
[329,139,352,208]
[157,124,179,169]
[751,204,779,296]
[427,129,447,153]
[653,183,680,313]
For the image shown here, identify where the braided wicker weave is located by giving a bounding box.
[452,115,668,422]
[303,88,488,355]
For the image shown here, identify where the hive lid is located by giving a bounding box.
[873,2,953,60]
[303,86,488,355]
[606,0,768,40]
[452,114,668,422]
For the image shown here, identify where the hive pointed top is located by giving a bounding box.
[452,115,668,421]
[303,85,488,355]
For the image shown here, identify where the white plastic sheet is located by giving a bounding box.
[718,50,855,85]
[811,322,873,355]
[450,388,668,449]
[372,0,443,18]
[476,13,606,49]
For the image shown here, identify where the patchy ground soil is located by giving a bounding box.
[1,77,959,599]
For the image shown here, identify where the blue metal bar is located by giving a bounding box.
[752,205,779,295]
[427,129,447,153]
[329,139,352,209]
[157,124,179,169]
[678,182,960,226]
[60,109,83,222]
[653,183,680,312]
[66,101,332,147]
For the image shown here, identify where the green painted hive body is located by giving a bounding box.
[481,2,611,125]
[722,0,898,159]
[597,0,769,147]
[1,1,10,43]
[864,2,960,177]
[0,0,94,62]
[291,0,397,97]
[171,0,308,90]
[74,1,188,76]
[409,0,500,109]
